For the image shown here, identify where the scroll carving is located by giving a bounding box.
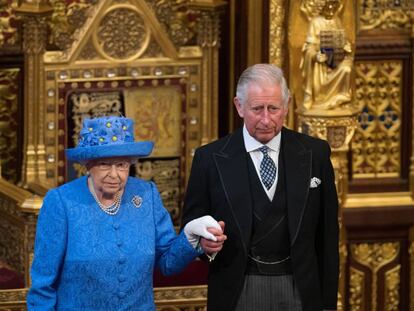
[95,6,150,60]
[358,0,414,31]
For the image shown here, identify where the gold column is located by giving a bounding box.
[410,22,414,311]
[15,1,53,187]
[410,24,414,197]
[190,0,226,145]
[247,0,263,66]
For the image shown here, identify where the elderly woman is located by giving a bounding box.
[27,116,225,310]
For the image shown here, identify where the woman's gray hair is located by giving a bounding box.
[235,64,290,107]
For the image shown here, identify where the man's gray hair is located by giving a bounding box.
[235,64,290,107]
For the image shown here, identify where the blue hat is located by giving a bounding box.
[65,116,154,162]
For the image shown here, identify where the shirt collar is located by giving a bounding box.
[242,124,281,153]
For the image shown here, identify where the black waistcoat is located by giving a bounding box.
[246,150,291,260]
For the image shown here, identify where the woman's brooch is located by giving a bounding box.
[132,195,143,208]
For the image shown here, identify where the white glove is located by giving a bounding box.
[184,215,221,248]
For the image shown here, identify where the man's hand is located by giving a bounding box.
[200,221,226,255]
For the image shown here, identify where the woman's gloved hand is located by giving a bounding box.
[183,215,222,247]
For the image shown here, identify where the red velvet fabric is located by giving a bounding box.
[153,259,208,287]
[0,267,24,289]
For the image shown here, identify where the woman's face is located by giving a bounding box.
[87,157,132,198]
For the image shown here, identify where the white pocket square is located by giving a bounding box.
[310,177,321,188]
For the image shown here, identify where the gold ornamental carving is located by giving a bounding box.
[146,0,196,47]
[0,177,40,286]
[94,5,150,61]
[358,0,414,31]
[141,38,165,58]
[154,285,207,302]
[0,68,19,182]
[353,60,402,179]
[20,15,49,55]
[0,198,25,274]
[48,0,97,50]
[78,39,99,60]
[384,265,401,311]
[136,158,181,223]
[269,0,285,67]
[0,288,28,308]
[349,267,365,311]
[351,242,400,311]
[298,116,356,150]
[196,9,221,49]
[351,243,399,272]
[0,0,19,47]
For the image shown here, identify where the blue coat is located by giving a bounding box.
[27,176,199,310]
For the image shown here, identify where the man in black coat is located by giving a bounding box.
[182,64,339,311]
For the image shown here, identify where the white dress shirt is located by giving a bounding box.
[242,125,281,201]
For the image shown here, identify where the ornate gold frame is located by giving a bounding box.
[0,1,225,309]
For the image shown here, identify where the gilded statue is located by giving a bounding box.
[300,0,353,111]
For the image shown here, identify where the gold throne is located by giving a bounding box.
[0,0,225,310]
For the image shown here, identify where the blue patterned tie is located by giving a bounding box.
[259,146,277,190]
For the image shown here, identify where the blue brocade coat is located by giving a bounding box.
[27,176,199,311]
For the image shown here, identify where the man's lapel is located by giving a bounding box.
[213,128,252,254]
[282,127,312,246]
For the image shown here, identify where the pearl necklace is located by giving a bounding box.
[88,177,122,215]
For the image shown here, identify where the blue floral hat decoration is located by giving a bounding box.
[65,116,154,162]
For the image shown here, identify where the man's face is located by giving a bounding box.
[234,83,288,144]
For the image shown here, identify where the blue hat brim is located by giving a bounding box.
[65,141,154,162]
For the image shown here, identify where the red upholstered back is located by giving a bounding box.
[153,259,208,287]
[0,267,25,289]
